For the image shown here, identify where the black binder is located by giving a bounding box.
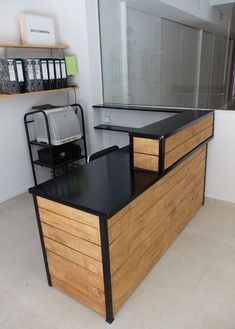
[23,59,36,92]
[54,59,62,89]
[33,59,43,91]
[40,59,49,90]
[47,59,56,90]
[0,59,19,94]
[60,59,67,88]
[15,59,26,93]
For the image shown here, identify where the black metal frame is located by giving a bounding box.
[99,216,114,324]
[158,137,165,174]
[33,195,52,286]
[24,103,88,186]
[202,143,208,206]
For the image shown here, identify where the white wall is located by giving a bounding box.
[0,0,102,203]
[51,0,103,153]
[206,110,235,203]
[0,0,67,203]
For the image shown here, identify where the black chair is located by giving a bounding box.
[88,145,119,162]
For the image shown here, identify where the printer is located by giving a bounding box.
[34,106,82,146]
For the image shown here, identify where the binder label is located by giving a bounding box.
[55,61,61,78]
[48,61,55,79]
[35,63,41,79]
[28,63,34,80]
[61,61,66,78]
[8,63,16,82]
[16,61,24,82]
[41,61,48,80]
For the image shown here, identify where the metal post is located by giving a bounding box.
[99,216,114,324]
[33,195,52,286]
[24,113,38,185]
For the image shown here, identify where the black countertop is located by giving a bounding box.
[93,104,184,113]
[29,146,158,218]
[93,105,213,139]
[29,108,214,219]
[130,110,213,139]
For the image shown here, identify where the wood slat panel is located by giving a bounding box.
[41,223,102,261]
[51,276,106,316]
[133,152,159,171]
[44,237,103,276]
[133,137,159,155]
[165,114,213,153]
[37,197,99,229]
[108,147,206,243]
[39,208,100,245]
[109,147,206,314]
[112,186,204,314]
[108,146,205,229]
[47,251,104,290]
[109,164,205,274]
[164,125,213,169]
[48,251,105,314]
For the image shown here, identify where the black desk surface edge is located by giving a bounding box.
[29,108,214,219]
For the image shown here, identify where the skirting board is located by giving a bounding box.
[0,188,29,204]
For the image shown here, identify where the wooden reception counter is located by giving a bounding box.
[29,108,214,323]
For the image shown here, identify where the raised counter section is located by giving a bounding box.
[131,111,214,172]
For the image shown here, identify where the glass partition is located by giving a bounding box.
[99,0,235,110]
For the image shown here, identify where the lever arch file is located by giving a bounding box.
[23,59,36,92]
[60,59,67,88]
[15,59,26,93]
[54,59,62,89]
[48,59,56,90]
[33,59,43,91]
[0,59,19,94]
[40,59,49,90]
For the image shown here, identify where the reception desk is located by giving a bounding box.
[29,108,214,323]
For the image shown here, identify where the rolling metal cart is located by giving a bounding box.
[24,103,87,186]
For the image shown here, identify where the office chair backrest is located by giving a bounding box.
[88,145,119,162]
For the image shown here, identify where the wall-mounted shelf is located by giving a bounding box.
[0,43,69,49]
[0,86,78,100]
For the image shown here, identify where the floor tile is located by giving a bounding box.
[186,198,235,246]
[144,245,207,294]
[0,288,19,324]
[172,302,234,329]
[1,194,235,328]
[0,302,58,329]
[189,265,235,327]
[0,193,34,219]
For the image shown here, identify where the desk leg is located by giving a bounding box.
[33,195,52,287]
[202,143,208,206]
[99,217,114,324]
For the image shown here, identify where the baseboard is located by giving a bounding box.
[0,188,29,205]
[204,196,235,206]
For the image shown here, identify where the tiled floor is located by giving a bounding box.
[0,194,235,329]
